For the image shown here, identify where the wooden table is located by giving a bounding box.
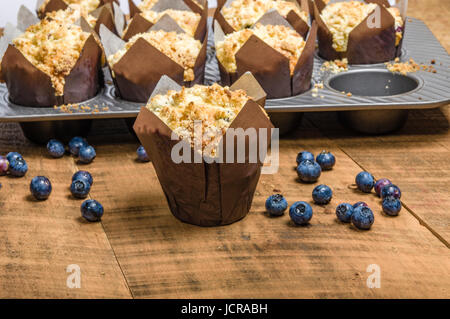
[0,0,449,298]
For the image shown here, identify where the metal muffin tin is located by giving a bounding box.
[0,18,449,142]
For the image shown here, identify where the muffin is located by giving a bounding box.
[314,0,405,64]
[133,73,274,226]
[215,13,317,98]
[1,16,103,106]
[215,0,310,38]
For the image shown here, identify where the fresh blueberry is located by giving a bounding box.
[296,151,314,165]
[70,179,91,199]
[297,160,321,183]
[382,196,402,216]
[336,203,354,223]
[0,156,9,176]
[30,176,52,200]
[79,145,96,164]
[355,171,375,193]
[8,157,28,177]
[374,178,392,197]
[68,137,88,156]
[6,152,22,163]
[265,194,288,216]
[312,184,332,205]
[72,171,93,186]
[137,145,150,162]
[46,139,65,158]
[316,151,335,170]
[289,201,313,225]
[353,201,368,209]
[81,199,104,222]
[381,184,401,199]
[351,206,374,230]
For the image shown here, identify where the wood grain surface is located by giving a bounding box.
[0,0,448,299]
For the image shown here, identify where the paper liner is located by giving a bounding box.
[1,32,102,107]
[215,13,317,99]
[101,18,208,103]
[133,73,274,226]
[215,0,310,39]
[314,0,403,64]
[126,0,208,41]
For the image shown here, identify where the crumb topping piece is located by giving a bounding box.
[138,9,201,36]
[108,30,202,82]
[216,23,305,74]
[321,58,348,74]
[320,1,404,52]
[13,17,90,96]
[222,0,308,31]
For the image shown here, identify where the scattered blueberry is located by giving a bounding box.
[289,201,313,225]
[137,145,150,162]
[353,201,368,209]
[316,151,335,170]
[70,179,91,199]
[296,151,314,165]
[46,139,65,158]
[0,156,9,175]
[336,203,354,223]
[355,171,375,193]
[265,194,288,216]
[351,206,374,230]
[297,160,321,183]
[374,178,392,197]
[81,199,104,222]
[312,184,333,205]
[6,152,22,163]
[68,137,88,156]
[382,196,402,216]
[79,145,96,164]
[72,171,93,186]
[8,157,28,177]
[30,176,52,200]
[381,184,401,199]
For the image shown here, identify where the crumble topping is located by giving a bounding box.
[108,30,202,82]
[385,58,437,75]
[138,9,201,36]
[321,58,348,74]
[216,23,306,74]
[45,5,97,28]
[39,0,100,15]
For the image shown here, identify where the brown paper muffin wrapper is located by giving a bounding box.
[0,21,103,107]
[214,0,310,39]
[133,73,274,226]
[314,0,405,64]
[126,0,208,41]
[215,11,317,99]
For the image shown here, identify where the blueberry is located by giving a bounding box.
[46,139,65,158]
[30,176,52,200]
[382,196,402,216]
[351,206,374,230]
[353,201,368,209]
[355,171,375,193]
[381,184,401,199]
[68,137,88,156]
[265,194,288,216]
[0,156,9,176]
[297,160,321,183]
[72,171,93,186]
[296,151,314,165]
[9,157,28,177]
[79,145,96,164]
[137,145,150,162]
[312,184,332,205]
[336,203,354,223]
[374,178,392,197]
[289,201,313,225]
[81,199,104,222]
[6,152,22,163]
[316,151,335,170]
[70,179,91,199]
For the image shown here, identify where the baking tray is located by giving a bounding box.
[0,17,449,141]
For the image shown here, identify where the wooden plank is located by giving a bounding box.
[87,120,450,298]
[0,123,131,298]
